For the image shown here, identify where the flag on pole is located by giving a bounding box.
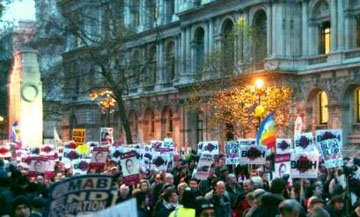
[54,127,62,150]
[256,113,276,149]
[11,121,20,143]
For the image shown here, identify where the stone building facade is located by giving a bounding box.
[34,0,360,154]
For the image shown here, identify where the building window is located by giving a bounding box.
[148,0,157,27]
[194,28,205,72]
[252,10,267,62]
[168,110,173,134]
[166,0,174,23]
[197,112,204,143]
[320,22,331,54]
[319,91,328,124]
[165,41,175,82]
[357,88,360,122]
[131,0,140,27]
[146,44,156,85]
[151,112,155,134]
[356,15,360,48]
[221,19,234,69]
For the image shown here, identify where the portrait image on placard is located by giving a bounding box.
[100,128,114,146]
[121,156,139,176]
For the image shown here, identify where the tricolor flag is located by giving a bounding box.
[11,121,20,144]
[256,113,276,149]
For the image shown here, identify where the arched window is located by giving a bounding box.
[356,88,360,122]
[144,108,155,142]
[165,41,175,82]
[129,110,138,137]
[221,19,234,68]
[168,110,173,133]
[319,91,328,124]
[311,0,331,54]
[252,10,267,62]
[151,112,155,134]
[356,15,360,48]
[197,111,204,143]
[131,0,140,27]
[146,44,157,85]
[194,28,205,72]
[130,50,141,86]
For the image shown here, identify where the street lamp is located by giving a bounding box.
[254,78,265,130]
[255,78,264,89]
[0,116,3,122]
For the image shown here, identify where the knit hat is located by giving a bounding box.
[196,199,214,216]
[13,195,31,211]
[31,197,46,209]
[181,188,196,208]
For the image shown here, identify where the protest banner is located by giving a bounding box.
[100,128,114,146]
[318,138,343,169]
[30,156,47,173]
[150,140,164,149]
[273,153,291,179]
[276,139,293,154]
[290,151,319,179]
[316,129,342,148]
[0,145,12,158]
[238,139,256,146]
[163,138,174,148]
[120,151,140,185]
[225,141,241,165]
[90,147,109,170]
[195,153,214,180]
[40,144,56,156]
[294,132,315,153]
[72,129,86,146]
[238,145,267,165]
[151,151,172,171]
[78,198,137,217]
[72,159,91,175]
[87,141,99,147]
[44,175,117,217]
[198,141,219,155]
[109,146,124,163]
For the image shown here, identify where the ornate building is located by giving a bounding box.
[33,0,360,154]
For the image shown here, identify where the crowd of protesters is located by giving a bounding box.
[1,151,360,217]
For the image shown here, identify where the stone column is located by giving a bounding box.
[302,1,308,56]
[309,22,317,55]
[124,0,132,27]
[266,3,272,57]
[337,0,345,50]
[330,0,338,51]
[140,0,147,29]
[186,27,192,73]
[344,13,353,49]
[172,108,181,150]
[157,41,164,84]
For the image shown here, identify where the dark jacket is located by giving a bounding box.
[211,193,232,217]
[251,193,284,217]
[158,206,176,217]
[226,183,243,208]
[325,205,344,217]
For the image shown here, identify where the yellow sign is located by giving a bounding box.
[72,129,86,145]
[76,144,90,155]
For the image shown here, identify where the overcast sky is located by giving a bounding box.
[2,0,35,24]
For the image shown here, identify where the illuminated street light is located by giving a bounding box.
[255,78,264,89]
[0,116,3,122]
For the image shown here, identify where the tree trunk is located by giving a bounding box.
[116,97,133,144]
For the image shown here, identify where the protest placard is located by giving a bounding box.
[0,145,12,158]
[72,128,86,146]
[72,159,91,175]
[151,151,172,171]
[100,128,114,146]
[76,144,91,157]
[238,145,267,165]
[273,153,291,179]
[290,151,319,179]
[225,141,240,165]
[163,138,174,148]
[90,147,109,170]
[198,141,219,155]
[195,153,214,180]
[294,132,315,153]
[40,144,56,156]
[318,138,343,169]
[45,175,117,217]
[120,151,140,185]
[78,198,137,217]
[276,139,293,154]
[62,148,81,167]
[316,129,342,148]
[238,139,256,146]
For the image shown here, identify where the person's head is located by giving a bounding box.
[181,188,196,208]
[307,196,325,213]
[164,189,178,203]
[139,180,149,193]
[245,192,256,208]
[220,166,229,177]
[330,195,344,211]
[243,180,254,194]
[278,199,301,217]
[226,174,237,185]
[216,158,225,168]
[177,182,188,197]
[13,195,31,217]
[196,199,215,217]
[31,197,45,213]
[165,173,174,185]
[95,152,103,162]
[119,184,130,198]
[270,178,286,196]
[253,189,266,205]
[36,175,44,184]
[189,178,199,191]
[215,181,226,197]
[125,159,134,173]
[313,180,323,197]
[290,181,300,199]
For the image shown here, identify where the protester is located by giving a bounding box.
[30,197,45,217]
[278,199,302,217]
[196,199,216,217]
[158,189,179,217]
[169,188,196,217]
[13,195,31,217]
[116,184,131,203]
[307,196,330,217]
[209,180,232,217]
[325,195,345,217]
